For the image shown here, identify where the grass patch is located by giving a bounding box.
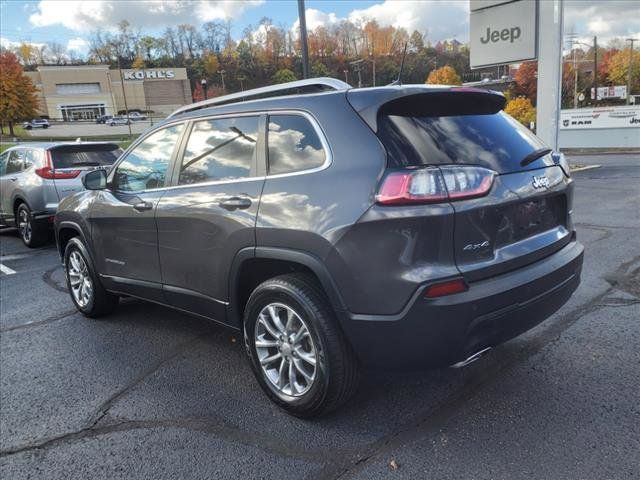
[0,143,15,153]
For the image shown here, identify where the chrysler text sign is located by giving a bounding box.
[470,0,537,69]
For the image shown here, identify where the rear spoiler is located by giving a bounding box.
[347,86,506,132]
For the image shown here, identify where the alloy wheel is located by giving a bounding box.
[255,302,319,397]
[67,250,93,308]
[18,209,32,244]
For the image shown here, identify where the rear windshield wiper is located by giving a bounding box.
[520,148,552,167]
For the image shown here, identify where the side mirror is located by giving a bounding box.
[82,169,107,190]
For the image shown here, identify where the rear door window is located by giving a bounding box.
[267,114,326,175]
[5,150,25,174]
[50,144,122,168]
[178,116,259,185]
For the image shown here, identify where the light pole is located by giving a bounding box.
[201,78,208,100]
[218,70,226,91]
[237,75,246,92]
[343,69,349,84]
[626,38,637,105]
[297,0,310,78]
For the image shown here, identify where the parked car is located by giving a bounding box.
[127,112,147,121]
[22,119,50,129]
[95,115,113,124]
[0,142,122,247]
[54,78,584,417]
[107,116,130,126]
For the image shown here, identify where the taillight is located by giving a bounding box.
[376,165,496,206]
[35,151,81,179]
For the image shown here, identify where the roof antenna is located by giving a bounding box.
[389,43,408,86]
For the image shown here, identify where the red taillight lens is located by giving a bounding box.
[376,166,495,206]
[35,151,80,179]
[424,279,468,298]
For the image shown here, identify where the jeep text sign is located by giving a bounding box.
[470,0,537,69]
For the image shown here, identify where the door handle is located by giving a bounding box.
[9,177,18,182]
[219,196,252,211]
[132,201,153,212]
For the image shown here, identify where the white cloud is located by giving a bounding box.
[29,0,265,31]
[0,37,46,50]
[564,0,640,46]
[66,37,89,53]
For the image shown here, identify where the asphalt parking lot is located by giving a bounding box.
[1,154,638,479]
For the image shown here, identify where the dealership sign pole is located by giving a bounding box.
[470,0,564,151]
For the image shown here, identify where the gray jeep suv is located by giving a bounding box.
[55,78,584,416]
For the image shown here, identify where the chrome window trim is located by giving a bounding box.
[121,109,332,193]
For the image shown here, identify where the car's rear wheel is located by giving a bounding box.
[64,237,118,317]
[16,204,48,248]
[244,273,360,417]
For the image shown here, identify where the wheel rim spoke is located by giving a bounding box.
[254,302,318,397]
[67,251,92,307]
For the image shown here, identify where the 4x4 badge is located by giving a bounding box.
[532,175,550,189]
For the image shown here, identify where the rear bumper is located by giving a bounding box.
[341,239,584,368]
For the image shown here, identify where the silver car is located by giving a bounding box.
[0,142,122,247]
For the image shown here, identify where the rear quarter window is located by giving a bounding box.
[267,114,326,175]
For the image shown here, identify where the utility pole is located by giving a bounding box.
[593,36,598,104]
[626,38,637,105]
[297,0,310,79]
[116,55,132,139]
[372,57,376,87]
[573,46,578,109]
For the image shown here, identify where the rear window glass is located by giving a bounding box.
[50,145,122,168]
[378,111,546,171]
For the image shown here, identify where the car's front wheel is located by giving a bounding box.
[64,237,118,317]
[16,203,48,248]
[244,273,360,417]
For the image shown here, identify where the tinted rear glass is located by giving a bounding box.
[378,111,547,172]
[50,145,122,168]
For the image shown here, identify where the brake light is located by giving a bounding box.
[424,279,468,298]
[35,151,81,179]
[376,166,496,206]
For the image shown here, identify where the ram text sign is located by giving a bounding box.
[560,106,640,130]
[470,0,537,69]
[123,69,175,80]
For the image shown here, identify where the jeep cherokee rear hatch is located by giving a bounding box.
[351,87,573,281]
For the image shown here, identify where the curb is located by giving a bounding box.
[569,164,601,173]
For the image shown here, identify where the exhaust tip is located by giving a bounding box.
[450,347,492,368]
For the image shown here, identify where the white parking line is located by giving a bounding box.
[0,263,16,275]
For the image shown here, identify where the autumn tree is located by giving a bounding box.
[505,97,536,127]
[512,61,537,103]
[606,48,640,95]
[426,65,462,85]
[0,51,39,135]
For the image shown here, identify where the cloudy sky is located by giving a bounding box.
[1,0,639,55]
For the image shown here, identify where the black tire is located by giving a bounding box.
[243,273,360,417]
[64,237,118,318]
[25,125,32,130]
[16,203,48,248]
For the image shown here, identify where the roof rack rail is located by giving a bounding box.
[167,77,351,118]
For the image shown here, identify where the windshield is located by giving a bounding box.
[50,144,122,168]
[377,111,549,173]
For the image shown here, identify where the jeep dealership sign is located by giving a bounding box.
[123,69,175,80]
[470,0,537,69]
[560,106,640,130]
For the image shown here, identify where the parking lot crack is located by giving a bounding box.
[0,309,77,333]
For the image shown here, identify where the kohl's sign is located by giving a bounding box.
[123,69,176,80]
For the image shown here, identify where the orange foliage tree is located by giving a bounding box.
[505,97,536,127]
[513,61,538,103]
[425,65,462,85]
[0,51,39,136]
